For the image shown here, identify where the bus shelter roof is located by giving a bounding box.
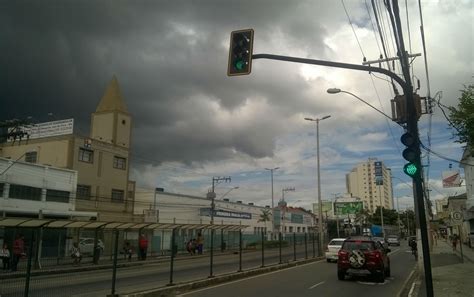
[0,217,247,231]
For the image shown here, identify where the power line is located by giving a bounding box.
[341,0,366,59]
[365,0,383,54]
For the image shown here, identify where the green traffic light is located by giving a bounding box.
[235,60,245,70]
[403,163,418,177]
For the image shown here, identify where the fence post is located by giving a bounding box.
[111,229,119,297]
[168,228,176,286]
[24,230,36,297]
[312,232,316,258]
[209,228,214,278]
[304,233,308,259]
[279,232,282,264]
[238,230,242,272]
[261,230,265,267]
[293,233,296,261]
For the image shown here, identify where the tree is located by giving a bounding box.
[258,209,272,231]
[448,84,474,148]
[371,207,399,226]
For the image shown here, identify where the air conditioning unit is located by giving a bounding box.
[143,209,159,223]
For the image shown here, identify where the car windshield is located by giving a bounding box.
[342,241,375,251]
[329,240,344,246]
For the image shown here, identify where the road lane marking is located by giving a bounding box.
[177,259,325,296]
[309,281,325,289]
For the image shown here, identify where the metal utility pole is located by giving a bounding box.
[281,187,295,234]
[208,176,231,278]
[265,167,279,239]
[304,116,331,255]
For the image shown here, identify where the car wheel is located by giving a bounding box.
[337,269,345,281]
[327,259,331,263]
[385,264,391,277]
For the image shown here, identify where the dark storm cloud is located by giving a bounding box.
[1,0,342,164]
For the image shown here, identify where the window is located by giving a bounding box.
[111,189,124,203]
[9,184,42,201]
[25,151,37,163]
[113,156,126,170]
[79,148,94,163]
[77,185,91,200]
[46,189,70,203]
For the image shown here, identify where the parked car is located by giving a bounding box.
[387,235,400,246]
[79,238,105,255]
[337,237,391,283]
[373,237,388,249]
[325,238,346,262]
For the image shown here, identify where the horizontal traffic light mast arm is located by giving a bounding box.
[252,53,407,90]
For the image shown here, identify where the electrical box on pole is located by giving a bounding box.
[227,29,254,76]
[391,94,425,124]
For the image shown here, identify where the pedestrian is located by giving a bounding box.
[70,242,82,266]
[123,241,133,261]
[196,233,204,255]
[186,239,195,255]
[452,234,458,251]
[1,243,11,271]
[11,234,25,272]
[138,234,148,260]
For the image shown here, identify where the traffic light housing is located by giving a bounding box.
[401,132,420,178]
[228,29,254,76]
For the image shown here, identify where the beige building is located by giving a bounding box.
[0,76,136,222]
[346,158,393,213]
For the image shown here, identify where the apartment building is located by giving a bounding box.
[346,158,393,213]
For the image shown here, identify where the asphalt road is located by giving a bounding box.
[178,246,416,297]
[0,246,314,297]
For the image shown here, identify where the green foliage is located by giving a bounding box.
[448,84,474,147]
[370,207,400,225]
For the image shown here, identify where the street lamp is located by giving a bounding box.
[265,167,280,209]
[265,167,279,239]
[326,88,397,123]
[220,186,239,200]
[304,115,331,256]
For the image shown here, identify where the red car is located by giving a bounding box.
[337,237,391,283]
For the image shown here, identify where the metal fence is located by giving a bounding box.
[0,223,324,297]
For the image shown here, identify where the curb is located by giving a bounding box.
[110,257,325,297]
[396,264,418,297]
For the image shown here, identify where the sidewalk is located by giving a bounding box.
[416,240,474,297]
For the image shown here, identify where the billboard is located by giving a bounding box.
[200,208,252,219]
[8,119,74,141]
[442,170,462,188]
[374,161,383,185]
[313,201,333,217]
[334,201,364,215]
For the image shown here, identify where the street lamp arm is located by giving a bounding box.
[338,90,397,123]
[252,53,406,89]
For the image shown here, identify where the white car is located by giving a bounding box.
[325,238,346,262]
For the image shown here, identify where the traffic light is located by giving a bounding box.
[227,29,254,76]
[400,132,420,178]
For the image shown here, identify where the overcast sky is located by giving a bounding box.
[1,0,472,211]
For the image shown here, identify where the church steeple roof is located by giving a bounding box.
[95,75,129,113]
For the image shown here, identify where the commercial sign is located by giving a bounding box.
[200,208,252,220]
[451,211,463,225]
[442,170,462,188]
[313,201,333,217]
[374,161,383,185]
[334,201,364,215]
[8,119,74,141]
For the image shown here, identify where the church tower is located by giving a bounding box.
[91,76,131,149]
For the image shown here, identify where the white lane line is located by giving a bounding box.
[177,259,325,296]
[308,281,325,289]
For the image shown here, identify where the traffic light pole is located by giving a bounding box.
[252,52,433,296]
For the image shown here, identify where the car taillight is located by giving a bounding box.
[338,250,348,259]
[368,250,381,261]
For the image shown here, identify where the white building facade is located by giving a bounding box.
[0,157,96,219]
